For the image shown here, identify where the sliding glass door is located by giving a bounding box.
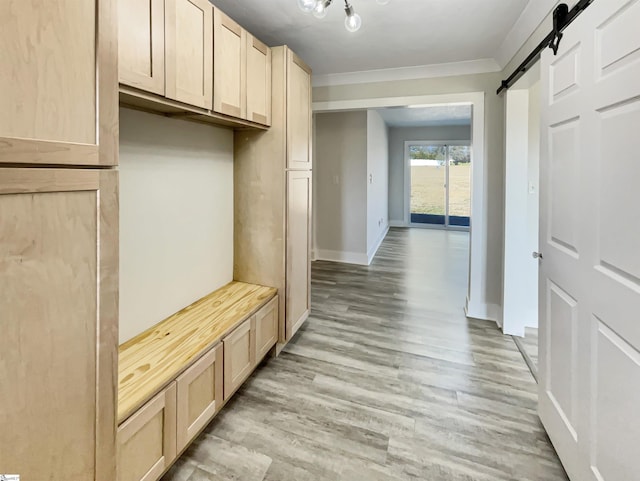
[408,142,471,228]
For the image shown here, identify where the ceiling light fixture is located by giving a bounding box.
[299,0,389,33]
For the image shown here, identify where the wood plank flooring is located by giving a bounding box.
[162,228,568,481]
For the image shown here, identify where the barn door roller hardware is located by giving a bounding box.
[496,0,594,95]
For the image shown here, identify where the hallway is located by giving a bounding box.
[163,228,567,481]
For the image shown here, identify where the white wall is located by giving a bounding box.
[366,110,390,262]
[313,111,368,264]
[388,125,471,223]
[119,108,234,343]
[526,81,540,328]
[502,79,540,336]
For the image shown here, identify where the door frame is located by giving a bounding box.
[313,91,490,322]
[404,140,471,231]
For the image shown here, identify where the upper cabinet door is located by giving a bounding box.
[286,50,312,170]
[118,0,165,95]
[246,34,272,126]
[213,9,246,118]
[0,0,117,167]
[165,0,213,109]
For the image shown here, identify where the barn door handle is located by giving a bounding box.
[532,252,543,259]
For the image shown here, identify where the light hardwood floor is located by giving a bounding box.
[162,228,568,481]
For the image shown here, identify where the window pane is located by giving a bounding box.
[448,145,471,218]
[410,145,446,216]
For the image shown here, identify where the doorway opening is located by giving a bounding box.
[312,92,491,323]
[407,141,471,228]
[502,62,541,378]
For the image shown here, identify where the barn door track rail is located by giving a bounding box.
[496,0,594,95]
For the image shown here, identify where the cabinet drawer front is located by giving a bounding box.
[118,383,177,481]
[223,318,255,399]
[176,344,223,452]
[255,296,278,360]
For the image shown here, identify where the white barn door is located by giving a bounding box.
[539,0,640,480]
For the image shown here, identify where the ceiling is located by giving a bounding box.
[208,0,532,75]
[376,104,472,128]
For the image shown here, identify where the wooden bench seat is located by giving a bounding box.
[118,281,277,423]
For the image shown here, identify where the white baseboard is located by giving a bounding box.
[314,249,369,266]
[389,220,408,228]
[367,226,389,264]
[465,296,502,324]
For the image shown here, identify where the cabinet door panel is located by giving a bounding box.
[119,0,165,94]
[246,34,271,126]
[0,169,118,481]
[165,0,213,109]
[286,171,312,339]
[0,0,117,166]
[287,51,312,169]
[223,318,255,399]
[213,9,246,118]
[117,383,177,481]
[176,344,223,452]
[255,297,278,360]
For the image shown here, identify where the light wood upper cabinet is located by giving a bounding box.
[165,0,213,109]
[286,170,312,339]
[117,383,177,481]
[287,51,312,170]
[213,9,246,118]
[246,34,272,126]
[0,0,117,167]
[176,344,223,453]
[118,0,165,95]
[0,168,118,481]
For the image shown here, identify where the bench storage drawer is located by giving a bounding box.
[255,296,278,361]
[176,343,223,452]
[117,383,177,481]
[223,318,255,399]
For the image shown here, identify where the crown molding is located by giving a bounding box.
[311,58,501,88]
[495,0,560,69]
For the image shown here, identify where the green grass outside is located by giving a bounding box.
[411,163,471,217]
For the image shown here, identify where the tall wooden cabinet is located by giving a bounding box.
[235,46,312,345]
[0,1,119,480]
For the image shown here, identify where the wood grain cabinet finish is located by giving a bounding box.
[223,318,256,399]
[234,46,312,348]
[165,0,213,109]
[117,383,177,481]
[255,296,278,361]
[246,34,272,126]
[176,344,223,452]
[118,0,165,94]
[0,169,118,481]
[213,8,246,118]
[286,50,312,170]
[286,170,312,339]
[0,0,118,167]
